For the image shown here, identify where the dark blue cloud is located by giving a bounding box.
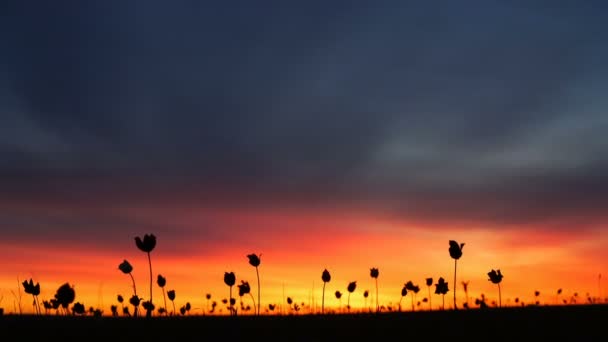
[1,0,608,229]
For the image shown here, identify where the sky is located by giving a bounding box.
[1,0,607,315]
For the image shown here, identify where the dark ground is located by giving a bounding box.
[1,305,606,341]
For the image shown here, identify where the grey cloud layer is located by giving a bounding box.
[1,0,607,229]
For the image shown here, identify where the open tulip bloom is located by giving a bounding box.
[449,240,465,309]
[488,269,504,307]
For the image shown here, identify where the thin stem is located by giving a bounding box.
[249,293,256,315]
[162,288,168,316]
[128,273,137,296]
[172,300,176,316]
[256,266,261,316]
[411,293,415,312]
[147,252,153,317]
[442,294,445,310]
[399,296,403,312]
[453,259,458,310]
[322,282,326,314]
[375,278,379,313]
[498,283,502,308]
[229,286,233,316]
[348,293,351,312]
[428,286,432,311]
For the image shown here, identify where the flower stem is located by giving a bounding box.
[162,288,168,316]
[453,259,458,310]
[256,266,261,316]
[375,278,379,313]
[498,283,502,308]
[428,286,432,311]
[322,282,326,314]
[249,293,256,314]
[129,273,137,296]
[147,251,153,318]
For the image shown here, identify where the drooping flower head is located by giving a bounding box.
[347,281,357,293]
[401,284,408,297]
[118,260,133,274]
[238,280,251,297]
[247,254,261,267]
[157,274,166,287]
[22,279,40,296]
[370,268,379,278]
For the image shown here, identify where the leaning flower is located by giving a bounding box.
[224,272,236,316]
[370,267,379,313]
[321,268,331,314]
[247,253,262,315]
[22,278,41,315]
[238,280,256,314]
[118,259,138,310]
[434,277,449,310]
[347,281,357,312]
[487,269,504,307]
[157,274,168,315]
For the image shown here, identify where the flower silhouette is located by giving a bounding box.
[347,281,357,312]
[335,290,343,312]
[22,278,41,315]
[434,277,449,310]
[405,281,420,311]
[425,278,433,311]
[321,269,331,314]
[167,289,176,315]
[224,272,236,316]
[157,274,168,315]
[72,302,85,315]
[238,280,256,314]
[247,253,262,316]
[448,240,465,310]
[118,259,137,315]
[487,269,503,308]
[135,233,156,318]
[54,283,76,315]
[370,267,379,313]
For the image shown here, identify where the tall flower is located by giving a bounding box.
[321,269,331,314]
[426,278,433,311]
[448,240,465,310]
[434,277,449,310]
[224,272,236,316]
[157,274,168,315]
[135,233,156,318]
[22,279,41,315]
[167,290,176,315]
[487,269,503,307]
[405,281,420,311]
[247,253,262,316]
[347,281,357,312]
[370,267,379,313]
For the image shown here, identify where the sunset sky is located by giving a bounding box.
[1,1,607,315]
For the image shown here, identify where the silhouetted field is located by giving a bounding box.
[2,304,606,340]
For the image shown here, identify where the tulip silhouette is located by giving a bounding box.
[448,240,464,310]
[167,289,176,315]
[426,278,433,311]
[224,272,236,316]
[135,233,156,318]
[435,277,449,310]
[487,269,503,307]
[321,269,331,314]
[399,284,408,312]
[347,281,357,312]
[22,278,41,315]
[405,281,420,311]
[54,283,76,316]
[370,268,379,313]
[157,274,168,315]
[247,253,262,315]
[335,290,343,312]
[363,290,369,312]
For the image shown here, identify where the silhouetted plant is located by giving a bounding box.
[205,293,212,315]
[370,267,379,313]
[224,272,236,316]
[157,274,168,315]
[110,305,118,317]
[142,300,155,315]
[487,269,503,307]
[268,303,276,312]
[405,281,420,311]
[54,283,76,316]
[72,302,85,315]
[180,302,191,315]
[247,253,262,316]
[335,290,342,312]
[321,269,331,314]
[135,233,156,318]
[129,295,141,316]
[118,259,137,311]
[22,278,41,315]
[347,281,356,312]
[434,277,449,310]
[399,284,408,312]
[556,288,562,305]
[117,294,126,316]
[426,278,433,311]
[42,300,53,315]
[448,240,464,310]
[462,280,470,308]
[238,280,256,315]
[534,290,540,305]
[167,289,176,315]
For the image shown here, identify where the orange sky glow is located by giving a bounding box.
[1,202,607,316]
